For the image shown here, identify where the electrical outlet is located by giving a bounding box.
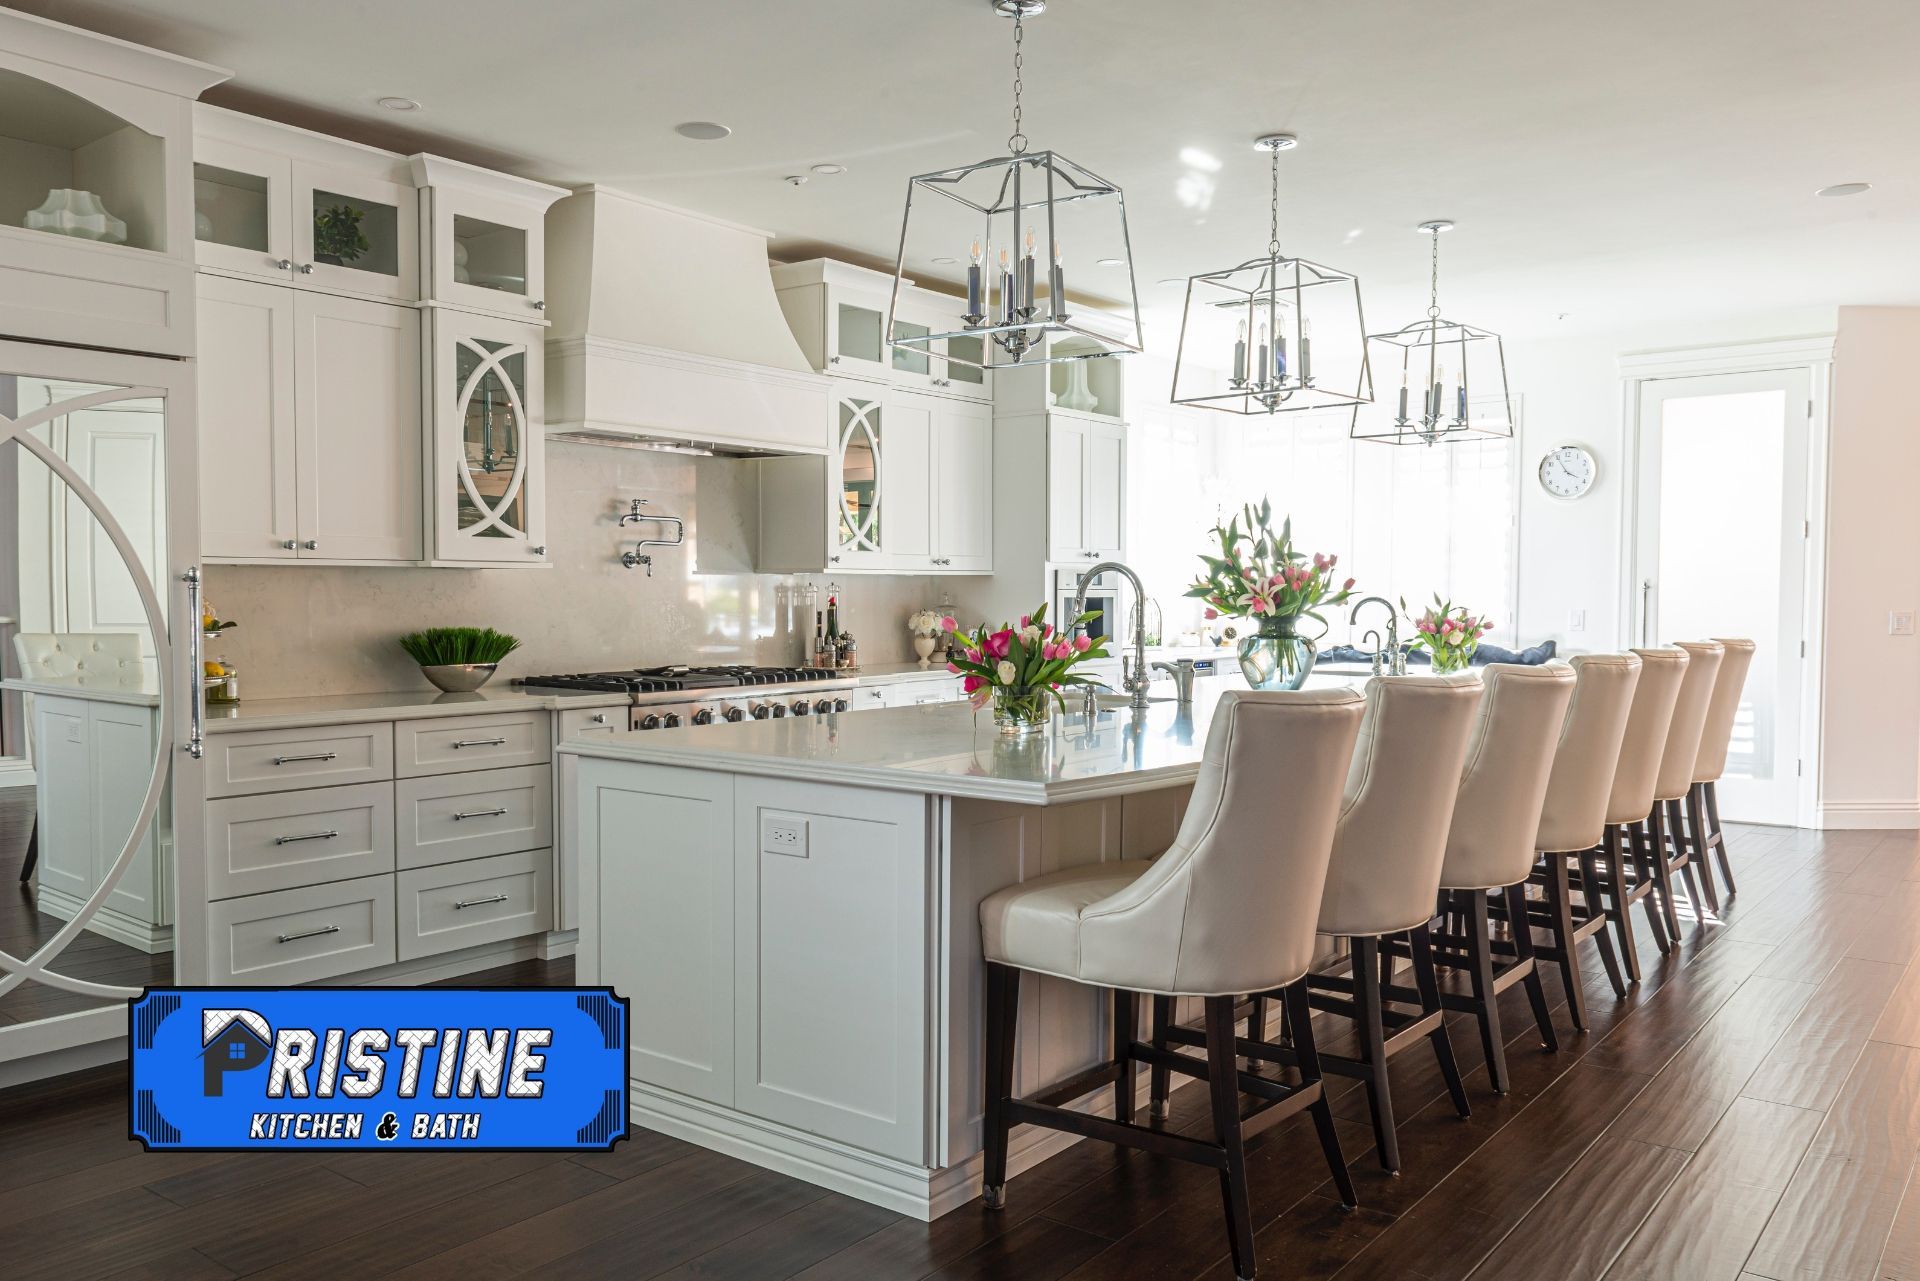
[1568,609,1587,632]
[1892,610,1916,637]
[762,814,808,858]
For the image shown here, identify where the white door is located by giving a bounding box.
[1087,420,1126,561]
[1048,416,1090,561]
[431,310,546,564]
[933,401,993,573]
[197,276,298,559]
[294,292,423,563]
[1634,368,1812,825]
[881,391,933,566]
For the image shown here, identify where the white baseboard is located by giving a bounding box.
[537,929,578,961]
[346,934,552,987]
[0,761,34,789]
[33,885,172,954]
[1817,800,1920,830]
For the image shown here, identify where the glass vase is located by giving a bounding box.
[1236,615,1317,690]
[1430,644,1475,674]
[991,685,1053,737]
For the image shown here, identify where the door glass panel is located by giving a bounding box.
[455,338,528,539]
[0,67,167,251]
[837,400,880,551]
[193,163,270,252]
[837,303,884,364]
[311,188,400,278]
[946,335,986,385]
[1,372,172,1031]
[1655,389,1786,780]
[452,214,528,296]
[892,321,930,375]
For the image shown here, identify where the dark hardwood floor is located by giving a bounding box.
[0,787,171,1026]
[4,820,1919,1279]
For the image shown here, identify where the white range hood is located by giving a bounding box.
[544,187,830,456]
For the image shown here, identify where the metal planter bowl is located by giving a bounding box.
[420,663,498,693]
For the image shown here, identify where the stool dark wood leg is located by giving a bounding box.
[1204,996,1257,1279]
[1646,810,1684,940]
[1592,831,1641,985]
[1148,994,1173,1121]
[19,817,36,883]
[1463,891,1510,1094]
[1351,936,1401,1172]
[1629,822,1674,955]
[1113,988,1136,1124]
[982,962,1019,1209]
[1283,980,1358,1210]
[1507,883,1559,1052]
[1544,851,1593,1026]
[1704,780,1736,897]
[1671,797,1717,915]
[1245,995,1269,1066]
[1411,923,1470,1118]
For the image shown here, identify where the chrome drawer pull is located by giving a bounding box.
[450,737,508,749]
[453,893,510,910]
[451,807,509,822]
[277,923,340,944]
[271,752,337,766]
[273,829,339,846]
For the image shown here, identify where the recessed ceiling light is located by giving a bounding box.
[810,163,848,176]
[1096,257,1126,267]
[782,174,808,187]
[931,256,959,265]
[376,96,420,112]
[1817,182,1872,198]
[674,121,732,141]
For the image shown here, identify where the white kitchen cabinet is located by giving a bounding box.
[931,397,994,573]
[1046,411,1126,564]
[411,154,566,323]
[772,258,992,403]
[197,274,297,558]
[428,308,548,566]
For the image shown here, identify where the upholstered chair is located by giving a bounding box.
[1525,653,1643,1024]
[1648,640,1726,920]
[1303,672,1485,1173]
[1689,638,1756,901]
[1429,662,1576,1093]
[1590,647,1691,977]
[979,688,1368,1281]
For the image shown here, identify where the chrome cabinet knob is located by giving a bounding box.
[302,540,318,550]
[829,356,841,364]
[272,258,293,271]
[296,263,314,274]
[531,545,547,556]
[280,539,297,550]
[591,713,608,724]
[532,299,546,311]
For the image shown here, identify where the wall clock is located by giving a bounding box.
[1537,444,1597,499]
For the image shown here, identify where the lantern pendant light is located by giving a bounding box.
[1354,220,1515,445]
[887,0,1144,370]
[1170,133,1372,417]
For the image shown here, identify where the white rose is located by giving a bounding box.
[996,660,1017,683]
[1447,629,1465,646]
[1018,624,1042,645]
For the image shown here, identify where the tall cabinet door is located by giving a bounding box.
[1086,419,1126,561]
[831,392,889,569]
[431,310,547,564]
[933,400,993,573]
[197,275,299,559]
[1047,416,1090,561]
[881,391,933,565]
[292,292,423,562]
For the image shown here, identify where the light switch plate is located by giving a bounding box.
[1892,610,1916,637]
[1568,609,1587,632]
[762,813,809,858]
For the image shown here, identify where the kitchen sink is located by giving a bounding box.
[1093,693,1178,710]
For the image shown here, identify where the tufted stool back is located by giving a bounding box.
[12,632,146,680]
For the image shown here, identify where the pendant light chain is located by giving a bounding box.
[1427,226,1442,319]
[1008,14,1027,155]
[1267,143,1282,259]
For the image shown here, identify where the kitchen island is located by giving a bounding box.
[563,679,1357,1219]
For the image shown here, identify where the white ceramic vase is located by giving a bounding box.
[26,189,127,244]
[912,635,938,666]
[1058,360,1100,413]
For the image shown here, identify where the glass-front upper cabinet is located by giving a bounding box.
[412,156,567,321]
[770,260,992,402]
[431,310,546,565]
[834,394,888,568]
[192,105,417,300]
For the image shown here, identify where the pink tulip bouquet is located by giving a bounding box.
[1184,498,1359,633]
[1404,595,1494,673]
[948,603,1110,734]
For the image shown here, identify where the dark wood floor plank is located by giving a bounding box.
[531,1169,831,1280]
[99,1248,237,1281]
[1878,1172,1920,1281]
[1745,1041,1920,1281]
[1464,1135,1689,1281]
[1872,959,1920,1049]
[645,1191,900,1281]
[1741,957,1904,1111]
[1582,939,1776,1076]
[921,1214,1112,1281]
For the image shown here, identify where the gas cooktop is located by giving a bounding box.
[515,665,847,695]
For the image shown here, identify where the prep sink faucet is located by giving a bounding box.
[1350,596,1406,676]
[1073,560,1153,711]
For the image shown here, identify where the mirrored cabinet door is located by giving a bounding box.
[833,394,887,567]
[432,312,546,564]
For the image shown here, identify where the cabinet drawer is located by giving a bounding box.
[397,849,552,961]
[396,765,551,870]
[558,706,621,739]
[207,782,396,898]
[395,712,549,777]
[207,722,394,797]
[208,875,397,984]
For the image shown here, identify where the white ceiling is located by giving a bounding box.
[22,0,1920,339]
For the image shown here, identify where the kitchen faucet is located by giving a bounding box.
[1350,596,1406,676]
[1072,560,1153,711]
[1151,658,1197,706]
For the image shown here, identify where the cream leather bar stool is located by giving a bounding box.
[12,632,147,883]
[1522,653,1642,1022]
[1586,647,1690,980]
[1421,663,1576,1095]
[1688,638,1756,902]
[1301,673,1484,1173]
[1648,640,1725,921]
[980,688,1368,1281]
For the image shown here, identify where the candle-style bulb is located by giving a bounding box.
[1237,319,1247,341]
[1024,225,1037,254]
[999,248,1010,268]
[970,239,982,265]
[1052,238,1062,265]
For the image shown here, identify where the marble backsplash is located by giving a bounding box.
[206,441,981,701]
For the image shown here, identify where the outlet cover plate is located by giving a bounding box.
[762,813,809,858]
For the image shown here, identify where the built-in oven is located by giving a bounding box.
[1055,568,1123,644]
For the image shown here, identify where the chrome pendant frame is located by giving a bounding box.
[1170,253,1373,417]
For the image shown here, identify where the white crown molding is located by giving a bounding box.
[1618,335,1837,379]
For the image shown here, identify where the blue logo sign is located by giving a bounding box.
[129,987,628,1151]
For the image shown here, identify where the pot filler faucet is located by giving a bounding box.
[1073,560,1153,711]
[1349,596,1406,676]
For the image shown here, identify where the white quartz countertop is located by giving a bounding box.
[204,685,624,732]
[2,672,162,707]
[562,673,1366,805]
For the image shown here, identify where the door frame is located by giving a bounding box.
[1618,336,1834,829]
[0,336,202,1083]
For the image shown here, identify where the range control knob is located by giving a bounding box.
[833,697,851,713]
[723,706,746,723]
[814,698,835,715]
[637,713,661,730]
[690,708,714,726]
[751,704,771,720]
[791,699,812,715]
[770,704,787,718]
[662,712,683,728]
